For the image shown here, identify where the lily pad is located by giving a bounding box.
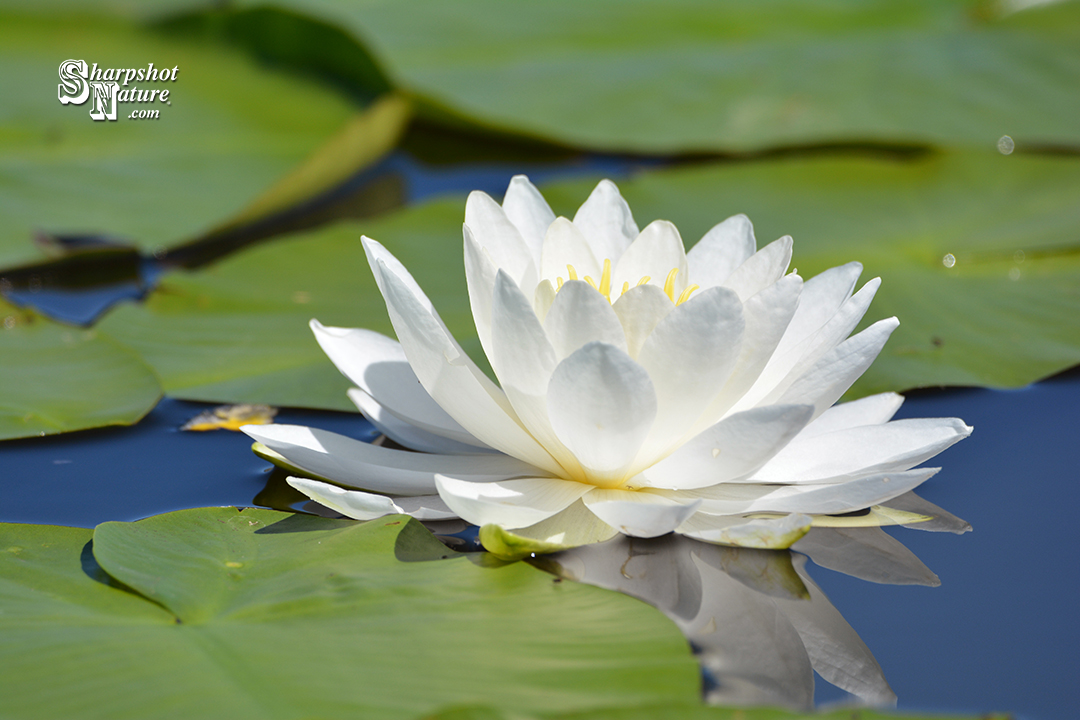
[0,299,161,440]
[228,0,1080,153]
[0,10,359,269]
[419,704,1009,720]
[98,200,475,410]
[101,150,1078,410]
[0,508,699,719]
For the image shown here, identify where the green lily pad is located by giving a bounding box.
[101,149,1078,410]
[0,508,699,719]
[227,0,1080,153]
[98,199,477,410]
[0,10,359,269]
[0,299,161,440]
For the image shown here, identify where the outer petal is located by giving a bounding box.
[501,174,554,265]
[634,286,744,464]
[543,280,627,360]
[287,477,456,521]
[310,321,486,449]
[435,475,591,529]
[369,246,562,474]
[464,190,537,290]
[641,404,814,490]
[583,488,701,538]
[610,220,687,302]
[540,217,601,287]
[547,342,657,484]
[463,224,499,358]
[686,468,940,515]
[754,418,971,484]
[798,392,905,439]
[722,236,793,302]
[686,214,757,289]
[347,388,494,455]
[572,179,639,263]
[243,424,535,495]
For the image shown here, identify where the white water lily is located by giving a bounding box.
[244,176,971,557]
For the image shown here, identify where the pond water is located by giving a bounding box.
[3,152,1077,719]
[4,371,1077,719]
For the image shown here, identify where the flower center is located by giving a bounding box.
[555,258,700,305]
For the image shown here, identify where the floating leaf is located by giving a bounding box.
[0,10,358,269]
[0,508,699,719]
[0,299,161,440]
[226,0,1080,153]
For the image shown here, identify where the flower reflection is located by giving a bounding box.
[531,520,953,708]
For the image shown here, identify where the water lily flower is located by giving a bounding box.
[244,176,971,557]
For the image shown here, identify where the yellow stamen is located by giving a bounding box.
[566,264,578,281]
[676,284,700,305]
[584,275,598,290]
[663,268,680,302]
[556,277,564,290]
[598,258,612,300]
[621,281,630,295]
[636,275,651,287]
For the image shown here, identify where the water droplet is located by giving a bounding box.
[1009,267,1021,281]
[942,253,956,268]
[711,448,721,458]
[1013,249,1025,264]
[997,135,1015,154]
[3,316,15,329]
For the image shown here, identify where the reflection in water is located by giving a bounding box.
[529,529,941,709]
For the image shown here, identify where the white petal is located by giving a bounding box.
[543,280,627,359]
[464,190,537,290]
[287,477,456,521]
[463,223,498,358]
[490,271,580,475]
[679,512,813,549]
[501,175,554,265]
[611,284,673,359]
[610,220,687,301]
[310,321,485,448]
[435,476,591,529]
[347,388,494,455]
[754,418,971,484]
[798,392,905,439]
[756,277,882,407]
[642,404,814,490]
[772,262,862,360]
[583,488,701,538]
[369,248,563,474]
[686,214,757,289]
[689,275,802,433]
[776,317,899,418]
[722,236,793,302]
[243,424,534,495]
[572,179,639,263]
[547,342,657,482]
[533,278,557,323]
[540,217,601,286]
[634,286,744,463]
[723,468,939,515]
